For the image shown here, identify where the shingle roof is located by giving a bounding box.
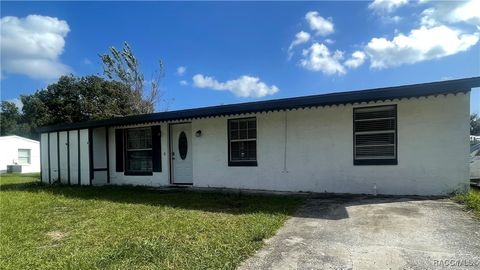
[37,77,480,133]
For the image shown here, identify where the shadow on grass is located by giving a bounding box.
[1,181,445,220]
[0,181,304,216]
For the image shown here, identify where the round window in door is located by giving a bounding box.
[178,131,188,160]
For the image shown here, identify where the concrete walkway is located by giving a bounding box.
[239,196,480,270]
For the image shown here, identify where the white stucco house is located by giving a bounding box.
[0,135,40,173]
[37,77,480,195]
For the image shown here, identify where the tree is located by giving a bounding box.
[99,41,164,113]
[472,113,480,135]
[0,101,32,138]
[20,75,144,138]
[0,101,21,135]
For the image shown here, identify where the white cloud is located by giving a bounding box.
[0,15,71,79]
[83,58,92,65]
[288,1,479,74]
[176,66,186,76]
[289,31,311,50]
[179,80,188,86]
[365,25,479,68]
[305,11,334,36]
[420,0,480,26]
[447,0,480,25]
[368,0,409,13]
[192,74,279,98]
[288,31,311,59]
[344,51,366,69]
[324,39,335,45]
[300,43,346,75]
[6,98,23,111]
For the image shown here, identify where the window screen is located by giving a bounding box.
[18,149,31,164]
[126,127,153,173]
[228,118,257,166]
[354,105,397,165]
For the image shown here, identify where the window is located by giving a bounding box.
[353,105,397,165]
[178,131,188,160]
[18,149,31,164]
[125,127,153,174]
[228,117,257,166]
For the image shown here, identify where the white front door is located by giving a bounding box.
[170,123,193,184]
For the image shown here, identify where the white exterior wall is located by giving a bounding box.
[39,129,89,184]
[92,127,108,185]
[0,136,40,174]
[40,134,49,182]
[68,130,80,184]
[49,133,59,182]
[79,129,90,185]
[59,131,69,184]
[39,93,470,195]
[191,93,470,195]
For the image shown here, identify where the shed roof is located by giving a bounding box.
[37,77,480,133]
[0,135,40,144]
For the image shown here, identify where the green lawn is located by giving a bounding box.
[454,187,480,217]
[0,173,303,269]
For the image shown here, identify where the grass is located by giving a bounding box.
[0,173,303,269]
[454,187,480,217]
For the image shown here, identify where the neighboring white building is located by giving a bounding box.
[0,135,40,173]
[471,143,480,181]
[471,135,480,145]
[37,77,479,195]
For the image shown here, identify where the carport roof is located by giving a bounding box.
[37,76,480,133]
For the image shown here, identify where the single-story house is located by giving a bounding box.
[37,77,480,195]
[0,135,40,173]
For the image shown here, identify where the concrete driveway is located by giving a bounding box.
[240,196,480,270]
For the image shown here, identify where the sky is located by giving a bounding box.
[1,0,479,114]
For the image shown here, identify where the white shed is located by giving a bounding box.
[0,135,40,173]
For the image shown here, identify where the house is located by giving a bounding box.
[0,135,40,173]
[37,77,480,195]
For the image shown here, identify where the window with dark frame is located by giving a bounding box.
[126,127,153,173]
[353,105,397,165]
[228,117,257,166]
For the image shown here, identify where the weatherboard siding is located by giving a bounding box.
[59,131,69,184]
[68,130,79,185]
[40,133,49,182]
[79,129,90,185]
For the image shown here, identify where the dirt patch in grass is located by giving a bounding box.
[46,231,67,241]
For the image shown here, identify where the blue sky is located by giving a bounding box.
[1,1,479,114]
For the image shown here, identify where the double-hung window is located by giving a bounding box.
[353,105,397,165]
[126,127,153,174]
[18,149,31,164]
[228,117,257,166]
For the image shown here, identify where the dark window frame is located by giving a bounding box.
[227,117,258,167]
[353,105,398,166]
[124,127,154,176]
